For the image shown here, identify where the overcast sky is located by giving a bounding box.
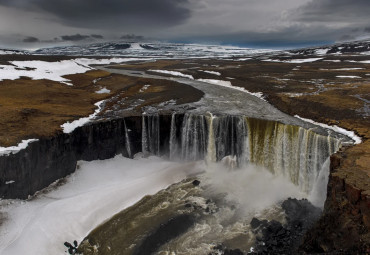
[0,0,369,49]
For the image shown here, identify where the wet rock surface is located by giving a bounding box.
[209,245,244,255]
[250,198,321,254]
[133,214,195,255]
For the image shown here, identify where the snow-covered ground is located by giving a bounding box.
[320,68,364,71]
[34,42,273,58]
[149,69,194,79]
[95,87,111,94]
[0,139,38,156]
[0,58,144,85]
[201,70,221,76]
[73,57,145,66]
[295,115,362,144]
[0,155,204,255]
[263,58,323,63]
[61,100,105,133]
[315,49,330,55]
[0,60,91,85]
[336,75,362,79]
[0,50,24,55]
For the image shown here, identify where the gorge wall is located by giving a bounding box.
[0,117,143,199]
[0,113,339,202]
[300,147,370,253]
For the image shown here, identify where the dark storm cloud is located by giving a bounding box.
[293,0,370,23]
[1,0,369,48]
[23,36,39,43]
[0,0,191,29]
[61,34,90,41]
[120,34,144,40]
[90,34,104,39]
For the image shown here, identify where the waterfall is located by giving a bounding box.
[212,115,248,165]
[123,119,132,158]
[180,113,208,161]
[206,113,216,164]
[142,115,160,156]
[136,113,340,199]
[169,113,178,160]
[246,118,340,194]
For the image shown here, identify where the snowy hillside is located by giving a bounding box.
[34,42,272,58]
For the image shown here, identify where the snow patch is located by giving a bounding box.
[149,69,194,79]
[315,48,330,55]
[284,93,304,97]
[323,60,341,62]
[5,180,15,185]
[347,60,370,64]
[0,60,91,85]
[95,87,110,94]
[61,100,105,133]
[237,58,252,61]
[201,70,221,76]
[263,58,323,63]
[321,68,364,71]
[294,115,361,144]
[0,139,39,156]
[139,84,151,93]
[157,99,176,106]
[0,58,145,85]
[336,75,361,79]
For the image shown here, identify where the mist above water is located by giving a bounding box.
[202,161,305,215]
[155,159,308,255]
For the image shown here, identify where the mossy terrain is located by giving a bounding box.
[0,66,203,147]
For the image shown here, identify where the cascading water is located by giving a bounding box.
[123,119,132,158]
[140,113,341,206]
[78,112,343,255]
[142,114,160,156]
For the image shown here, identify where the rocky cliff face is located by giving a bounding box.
[0,116,145,199]
[300,144,370,254]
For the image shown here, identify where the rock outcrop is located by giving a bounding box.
[300,143,370,254]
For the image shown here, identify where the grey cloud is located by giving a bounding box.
[177,24,355,47]
[90,34,104,39]
[339,34,356,41]
[292,0,370,23]
[120,34,144,40]
[61,34,90,41]
[23,36,39,43]
[1,0,369,48]
[0,0,191,29]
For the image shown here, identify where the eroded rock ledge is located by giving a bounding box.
[300,146,370,253]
